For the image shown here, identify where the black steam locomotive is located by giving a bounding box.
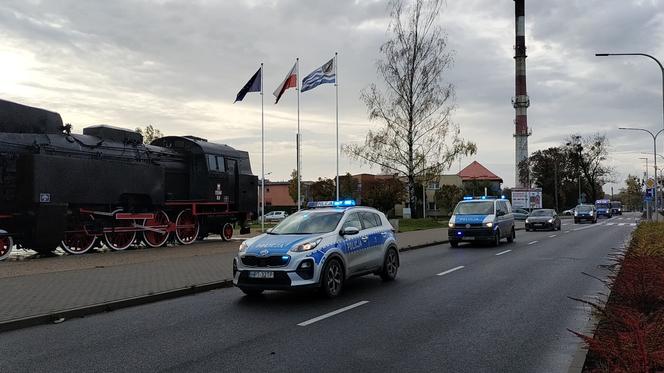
[0,99,258,260]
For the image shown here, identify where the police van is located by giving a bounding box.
[447,196,516,247]
[233,200,399,298]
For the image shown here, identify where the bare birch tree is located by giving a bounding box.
[345,0,476,218]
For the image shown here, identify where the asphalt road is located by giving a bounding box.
[0,213,639,373]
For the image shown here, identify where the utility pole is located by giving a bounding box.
[640,157,650,220]
[554,162,559,212]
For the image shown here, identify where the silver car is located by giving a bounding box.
[233,203,399,298]
[260,211,288,222]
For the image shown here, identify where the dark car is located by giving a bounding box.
[525,209,561,231]
[574,204,597,224]
[610,201,623,215]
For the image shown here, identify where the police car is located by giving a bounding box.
[447,196,516,247]
[233,201,399,298]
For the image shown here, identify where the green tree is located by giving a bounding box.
[135,125,163,144]
[621,175,643,211]
[310,178,336,201]
[434,184,464,215]
[565,134,613,203]
[345,0,476,220]
[338,173,359,200]
[363,178,406,216]
[288,169,298,206]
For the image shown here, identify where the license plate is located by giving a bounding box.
[462,236,475,241]
[535,223,543,226]
[248,271,274,279]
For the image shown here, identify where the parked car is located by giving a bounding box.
[574,204,597,224]
[525,209,561,231]
[562,208,575,216]
[512,208,530,221]
[260,211,288,222]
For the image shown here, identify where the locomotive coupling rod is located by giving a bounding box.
[132,223,167,234]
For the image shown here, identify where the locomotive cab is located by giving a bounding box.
[151,136,258,238]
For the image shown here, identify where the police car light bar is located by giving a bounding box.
[307,200,357,208]
[462,196,502,201]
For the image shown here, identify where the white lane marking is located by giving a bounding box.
[562,223,570,226]
[618,223,625,226]
[495,249,512,256]
[548,235,557,238]
[565,230,571,233]
[630,223,637,226]
[607,223,615,226]
[298,301,370,327]
[528,241,538,245]
[436,266,465,276]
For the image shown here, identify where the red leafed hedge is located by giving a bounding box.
[573,222,664,373]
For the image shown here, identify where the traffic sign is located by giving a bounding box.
[646,178,656,189]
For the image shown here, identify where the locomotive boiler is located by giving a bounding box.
[0,99,258,260]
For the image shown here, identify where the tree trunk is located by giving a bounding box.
[408,175,417,218]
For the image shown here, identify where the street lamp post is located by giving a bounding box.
[595,52,664,132]
[597,52,664,220]
[620,128,664,221]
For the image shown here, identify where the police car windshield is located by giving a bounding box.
[454,201,494,215]
[270,211,343,235]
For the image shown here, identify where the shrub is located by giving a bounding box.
[573,222,664,372]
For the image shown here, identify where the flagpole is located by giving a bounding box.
[296,58,301,211]
[260,63,265,232]
[335,52,339,201]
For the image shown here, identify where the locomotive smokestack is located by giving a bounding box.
[513,0,530,187]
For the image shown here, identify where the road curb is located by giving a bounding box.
[0,279,234,334]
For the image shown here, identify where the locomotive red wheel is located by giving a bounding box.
[175,209,199,245]
[221,223,234,241]
[0,235,14,261]
[103,219,136,251]
[142,210,170,248]
[61,215,96,255]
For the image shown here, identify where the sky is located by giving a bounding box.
[1,0,663,194]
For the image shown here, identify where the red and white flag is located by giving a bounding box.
[273,61,297,104]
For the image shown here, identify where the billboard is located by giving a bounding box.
[511,188,542,209]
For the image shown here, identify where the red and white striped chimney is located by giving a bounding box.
[513,0,531,187]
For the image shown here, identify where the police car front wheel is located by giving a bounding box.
[321,258,344,298]
[492,229,501,247]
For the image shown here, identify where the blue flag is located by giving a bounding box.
[301,58,335,92]
[235,67,262,103]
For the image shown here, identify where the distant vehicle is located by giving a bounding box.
[260,211,288,222]
[610,201,623,215]
[574,204,597,224]
[594,199,612,218]
[525,209,561,231]
[512,208,530,221]
[562,208,575,216]
[447,196,515,247]
[234,200,399,298]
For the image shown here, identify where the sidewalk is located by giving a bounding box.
[0,224,520,331]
